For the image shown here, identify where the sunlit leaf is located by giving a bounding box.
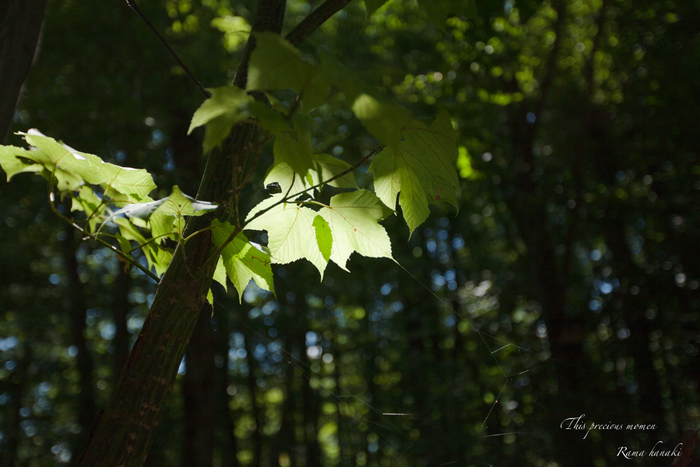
[264,153,357,198]
[246,194,329,278]
[313,215,333,262]
[0,145,43,180]
[351,94,411,146]
[370,110,459,234]
[319,189,393,271]
[188,86,256,153]
[211,221,275,301]
[111,186,217,243]
[2,130,156,198]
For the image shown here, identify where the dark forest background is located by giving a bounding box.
[1,0,699,466]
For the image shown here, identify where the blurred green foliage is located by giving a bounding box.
[1,0,699,466]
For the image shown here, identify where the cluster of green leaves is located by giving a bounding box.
[189,32,459,296]
[0,32,460,303]
[0,130,216,278]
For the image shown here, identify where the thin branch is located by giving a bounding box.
[49,194,160,282]
[246,144,382,226]
[125,0,210,98]
[285,0,354,47]
[284,92,304,120]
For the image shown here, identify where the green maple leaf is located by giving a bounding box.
[351,94,411,147]
[370,110,460,234]
[0,145,43,180]
[188,86,256,153]
[273,131,315,180]
[264,153,357,197]
[247,32,329,111]
[313,215,333,262]
[113,217,172,276]
[211,221,275,301]
[207,257,229,305]
[111,186,217,243]
[245,195,330,279]
[1,130,156,199]
[318,189,393,271]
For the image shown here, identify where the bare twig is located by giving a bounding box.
[49,193,160,282]
[125,0,210,98]
[285,0,354,47]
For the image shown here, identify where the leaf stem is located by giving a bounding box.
[181,225,214,244]
[245,144,382,227]
[301,199,330,209]
[284,92,303,120]
[48,191,160,282]
[125,0,210,98]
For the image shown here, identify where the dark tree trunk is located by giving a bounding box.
[182,304,216,467]
[272,341,298,467]
[0,0,47,143]
[362,317,377,467]
[215,303,240,467]
[300,341,322,467]
[63,225,97,447]
[112,266,131,382]
[242,329,263,467]
[0,348,29,467]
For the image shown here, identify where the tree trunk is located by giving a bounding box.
[63,225,97,445]
[0,348,29,467]
[76,1,286,464]
[242,329,263,467]
[182,304,216,467]
[272,341,298,467]
[215,301,240,467]
[112,266,131,383]
[300,341,321,467]
[0,0,47,143]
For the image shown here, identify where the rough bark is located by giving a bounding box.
[0,0,47,143]
[76,1,287,464]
